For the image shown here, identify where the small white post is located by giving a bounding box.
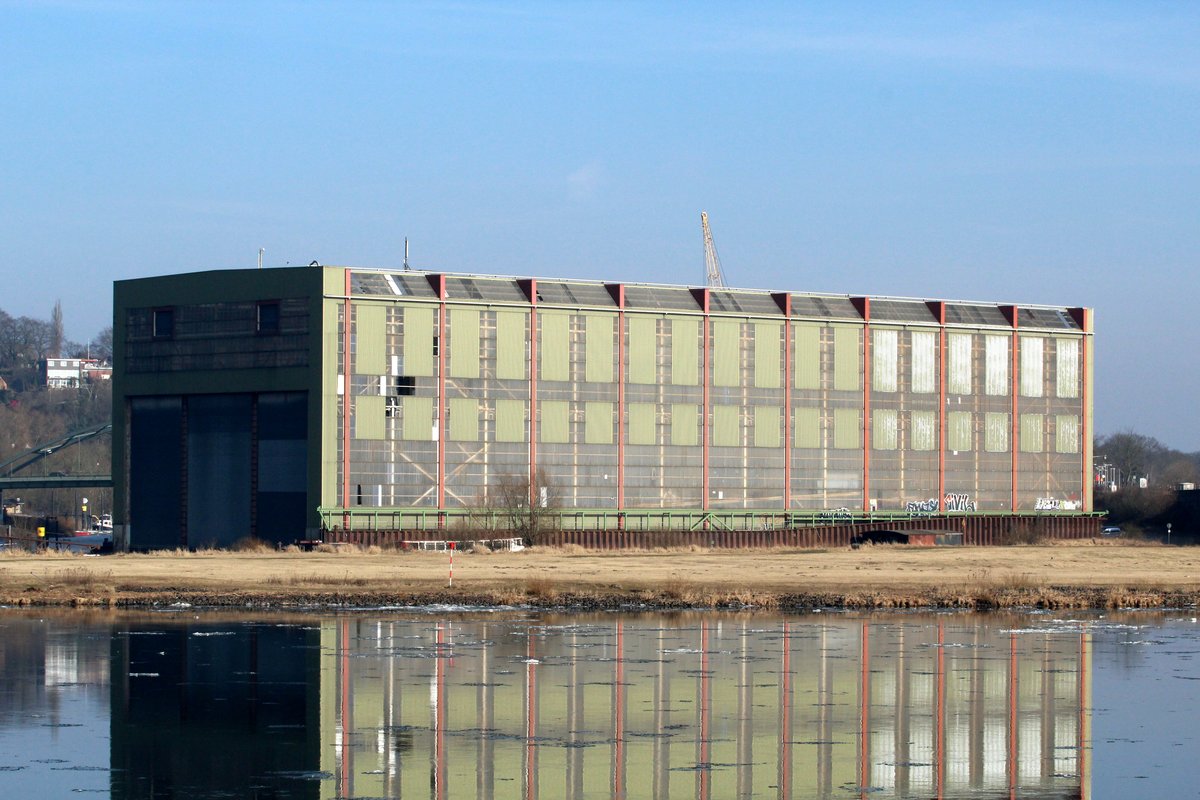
[448,540,455,587]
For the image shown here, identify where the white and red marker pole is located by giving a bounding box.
[448,540,455,588]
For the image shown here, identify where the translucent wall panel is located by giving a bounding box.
[671,318,699,385]
[495,399,525,442]
[948,334,972,395]
[713,320,740,387]
[495,311,526,380]
[540,312,570,381]
[1020,337,1044,397]
[1056,415,1079,454]
[712,404,739,446]
[449,398,479,442]
[584,314,614,383]
[1056,338,1079,398]
[540,400,569,443]
[627,316,657,384]
[911,410,936,451]
[872,408,898,450]
[794,323,820,389]
[1019,414,1043,453]
[449,308,480,378]
[671,403,698,446]
[754,322,781,388]
[402,396,433,441]
[834,408,861,449]
[833,326,861,391]
[403,305,434,376]
[794,407,820,448]
[985,412,1009,452]
[754,406,781,448]
[355,395,385,440]
[355,304,386,374]
[985,335,1009,396]
[910,331,936,393]
[949,411,972,452]
[627,403,655,445]
[873,329,898,392]
[584,401,613,444]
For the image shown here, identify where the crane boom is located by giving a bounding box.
[701,211,725,288]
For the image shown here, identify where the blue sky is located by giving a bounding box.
[2,2,1198,447]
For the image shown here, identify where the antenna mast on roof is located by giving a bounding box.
[403,238,410,271]
[701,211,725,288]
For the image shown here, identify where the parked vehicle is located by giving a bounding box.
[1101,526,1122,537]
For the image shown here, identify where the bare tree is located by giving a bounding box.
[481,468,561,544]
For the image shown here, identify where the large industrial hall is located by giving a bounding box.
[113,266,1093,550]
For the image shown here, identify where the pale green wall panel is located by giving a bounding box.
[872,408,898,450]
[712,404,739,446]
[585,314,614,383]
[949,411,972,452]
[948,333,972,395]
[794,407,820,448]
[1057,338,1080,398]
[671,318,699,385]
[403,306,434,377]
[984,412,1009,452]
[495,311,526,380]
[584,401,613,444]
[354,304,386,375]
[1056,414,1080,453]
[540,400,569,443]
[793,324,820,390]
[1020,413,1043,453]
[449,308,480,378]
[627,316,657,384]
[355,395,386,440]
[833,408,861,449]
[754,406,781,448]
[1020,336,1044,398]
[712,320,740,387]
[402,396,433,441]
[910,331,936,394]
[833,326,860,391]
[872,329,898,393]
[754,322,781,389]
[449,398,479,442]
[495,399,525,442]
[540,312,570,382]
[911,410,936,451]
[628,403,656,445]
[671,403,698,446]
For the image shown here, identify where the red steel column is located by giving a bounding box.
[853,298,872,512]
[1005,306,1020,512]
[612,284,626,526]
[342,270,352,520]
[1071,308,1091,512]
[776,293,793,512]
[701,291,711,512]
[436,276,448,518]
[929,302,947,511]
[525,280,539,504]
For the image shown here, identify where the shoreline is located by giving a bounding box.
[2,541,1198,611]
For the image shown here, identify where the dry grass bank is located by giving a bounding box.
[1,539,1198,610]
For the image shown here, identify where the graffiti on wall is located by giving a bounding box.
[905,493,978,514]
[1035,497,1061,511]
[817,507,854,522]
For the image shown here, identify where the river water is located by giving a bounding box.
[0,608,1196,799]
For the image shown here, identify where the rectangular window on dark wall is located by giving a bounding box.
[394,376,415,396]
[257,301,281,334]
[152,308,174,338]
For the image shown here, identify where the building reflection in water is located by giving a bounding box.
[317,615,1091,800]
